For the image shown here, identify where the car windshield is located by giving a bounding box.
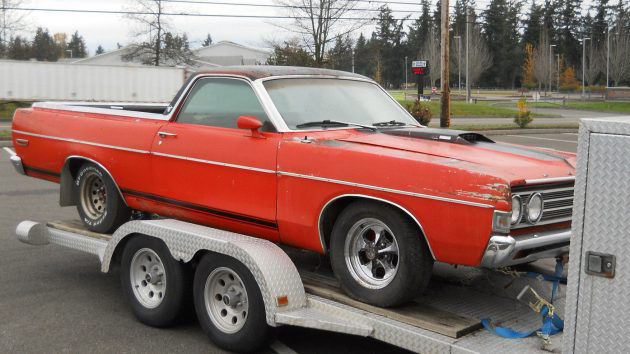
[263,78,418,130]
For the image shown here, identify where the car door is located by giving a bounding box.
[148,76,280,241]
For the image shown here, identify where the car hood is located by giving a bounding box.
[335,127,576,183]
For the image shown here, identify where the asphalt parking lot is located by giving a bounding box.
[0,133,577,354]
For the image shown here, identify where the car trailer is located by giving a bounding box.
[8,117,630,353]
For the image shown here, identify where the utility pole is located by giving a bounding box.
[351,49,355,73]
[454,35,461,93]
[556,53,560,91]
[582,37,590,98]
[465,8,471,103]
[440,0,450,127]
[549,44,556,94]
[405,56,408,89]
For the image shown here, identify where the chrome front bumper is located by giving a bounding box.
[480,229,571,268]
[3,147,25,175]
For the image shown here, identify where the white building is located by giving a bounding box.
[72,41,270,68]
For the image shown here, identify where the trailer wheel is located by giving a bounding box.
[330,201,433,307]
[193,253,273,353]
[120,236,189,327]
[74,162,131,233]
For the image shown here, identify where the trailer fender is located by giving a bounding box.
[101,219,306,325]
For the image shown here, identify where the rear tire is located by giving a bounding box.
[193,253,273,353]
[74,162,131,233]
[120,236,190,327]
[330,201,433,307]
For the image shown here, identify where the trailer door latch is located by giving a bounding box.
[585,251,615,278]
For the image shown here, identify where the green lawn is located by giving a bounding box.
[528,101,630,114]
[446,123,579,131]
[397,99,555,118]
[0,130,11,139]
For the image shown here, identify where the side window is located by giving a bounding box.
[177,78,274,131]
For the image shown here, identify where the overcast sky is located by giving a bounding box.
[16,0,593,56]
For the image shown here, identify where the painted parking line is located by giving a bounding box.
[506,135,578,144]
[271,341,299,354]
[562,133,579,135]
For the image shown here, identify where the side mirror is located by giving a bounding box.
[237,116,263,137]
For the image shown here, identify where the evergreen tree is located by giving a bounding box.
[375,6,407,88]
[407,0,432,57]
[95,45,105,55]
[482,0,523,87]
[354,33,372,76]
[31,27,59,61]
[7,35,31,60]
[522,1,544,46]
[591,0,610,45]
[203,33,213,46]
[67,31,87,58]
[327,35,353,71]
[556,0,582,67]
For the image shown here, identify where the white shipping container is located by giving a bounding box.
[0,60,186,103]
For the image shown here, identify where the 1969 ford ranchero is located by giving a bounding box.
[10,66,575,307]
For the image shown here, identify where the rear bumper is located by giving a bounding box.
[480,229,571,268]
[3,148,25,175]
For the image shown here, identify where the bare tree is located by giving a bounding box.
[531,27,555,92]
[274,0,370,66]
[465,25,492,88]
[123,0,194,66]
[419,28,440,87]
[0,0,28,53]
[609,31,630,86]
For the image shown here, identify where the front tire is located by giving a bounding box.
[193,253,273,353]
[74,162,131,233]
[120,236,189,327]
[330,201,433,307]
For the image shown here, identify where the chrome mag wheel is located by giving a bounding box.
[80,172,107,219]
[204,267,249,334]
[344,218,400,289]
[130,248,167,309]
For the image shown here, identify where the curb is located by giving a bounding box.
[474,128,578,135]
[0,140,13,147]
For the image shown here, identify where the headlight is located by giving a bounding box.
[511,195,522,224]
[526,193,544,223]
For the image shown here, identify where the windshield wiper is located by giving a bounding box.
[373,120,411,127]
[296,120,377,131]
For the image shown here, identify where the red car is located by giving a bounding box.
[10,66,575,307]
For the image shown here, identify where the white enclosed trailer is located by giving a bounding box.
[0,60,186,103]
[6,117,630,353]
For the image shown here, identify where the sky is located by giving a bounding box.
[13,0,595,56]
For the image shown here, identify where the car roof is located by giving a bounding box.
[194,65,370,80]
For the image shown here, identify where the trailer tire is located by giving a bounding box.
[74,162,131,233]
[330,200,433,307]
[193,253,273,353]
[120,236,190,327]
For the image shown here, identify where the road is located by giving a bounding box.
[0,133,578,353]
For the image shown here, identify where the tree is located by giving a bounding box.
[407,0,432,57]
[1,0,28,56]
[522,43,536,87]
[124,0,195,66]
[353,33,371,76]
[67,31,87,58]
[482,0,522,87]
[556,0,582,67]
[608,31,630,86]
[531,27,553,91]
[31,27,59,62]
[560,66,580,91]
[420,28,441,87]
[95,45,105,55]
[202,33,213,46]
[466,23,493,88]
[327,34,353,71]
[522,1,544,46]
[266,38,315,66]
[274,0,370,66]
[7,35,30,60]
[374,6,407,88]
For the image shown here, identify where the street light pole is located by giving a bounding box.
[607,28,610,87]
[549,44,556,94]
[582,37,590,98]
[454,35,461,93]
[465,9,471,103]
[556,53,560,91]
[405,56,408,89]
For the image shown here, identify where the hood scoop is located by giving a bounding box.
[381,127,495,145]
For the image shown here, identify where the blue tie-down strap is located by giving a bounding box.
[482,258,565,339]
[481,306,564,339]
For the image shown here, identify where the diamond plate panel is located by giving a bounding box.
[565,118,630,354]
[101,219,307,325]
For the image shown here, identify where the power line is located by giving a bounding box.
[159,0,424,13]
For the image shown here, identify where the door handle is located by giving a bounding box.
[158,131,177,138]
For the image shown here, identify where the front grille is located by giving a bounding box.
[511,182,574,229]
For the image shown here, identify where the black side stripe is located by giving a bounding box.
[23,165,61,178]
[121,189,278,229]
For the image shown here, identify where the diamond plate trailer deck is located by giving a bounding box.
[16,219,567,353]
